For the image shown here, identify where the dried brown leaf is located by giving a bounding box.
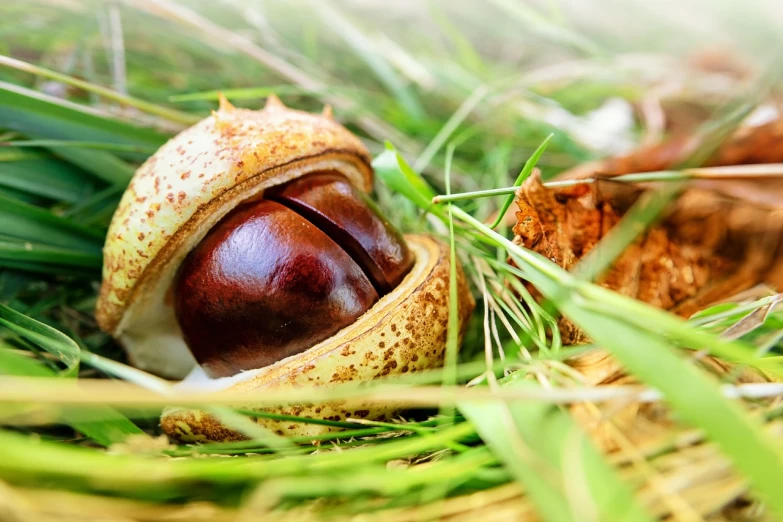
[513,118,783,343]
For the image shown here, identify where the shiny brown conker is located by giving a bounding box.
[174,172,413,378]
[266,172,412,294]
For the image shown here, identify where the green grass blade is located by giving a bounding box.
[49,147,134,186]
[373,144,444,219]
[0,349,143,447]
[259,447,497,499]
[0,315,143,446]
[0,185,45,204]
[0,147,43,162]
[461,380,653,522]
[0,303,170,391]
[0,421,477,496]
[0,55,199,126]
[64,411,147,447]
[169,86,318,102]
[313,1,425,121]
[0,303,80,376]
[489,133,553,229]
[453,206,783,518]
[4,140,158,154]
[440,144,460,424]
[486,0,603,56]
[428,4,487,77]
[0,259,98,277]
[414,86,489,172]
[0,193,104,251]
[0,343,53,377]
[0,240,102,268]
[0,82,168,148]
[0,153,97,202]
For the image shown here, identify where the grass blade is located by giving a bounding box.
[0,303,80,376]
[485,0,603,56]
[373,144,444,219]
[0,193,104,251]
[461,380,653,522]
[312,1,425,121]
[0,311,143,446]
[0,241,102,269]
[49,147,134,186]
[453,206,783,518]
[0,349,143,447]
[0,153,97,202]
[3,140,158,154]
[0,55,199,126]
[414,86,489,172]
[0,82,168,148]
[169,86,319,102]
[489,133,553,229]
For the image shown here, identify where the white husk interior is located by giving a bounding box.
[175,365,257,392]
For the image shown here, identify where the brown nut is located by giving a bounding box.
[95,95,475,441]
[174,172,414,378]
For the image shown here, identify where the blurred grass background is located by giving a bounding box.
[0,0,783,520]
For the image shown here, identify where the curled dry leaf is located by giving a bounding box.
[513,117,783,344]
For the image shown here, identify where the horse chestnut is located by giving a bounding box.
[175,173,413,378]
[96,95,475,440]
